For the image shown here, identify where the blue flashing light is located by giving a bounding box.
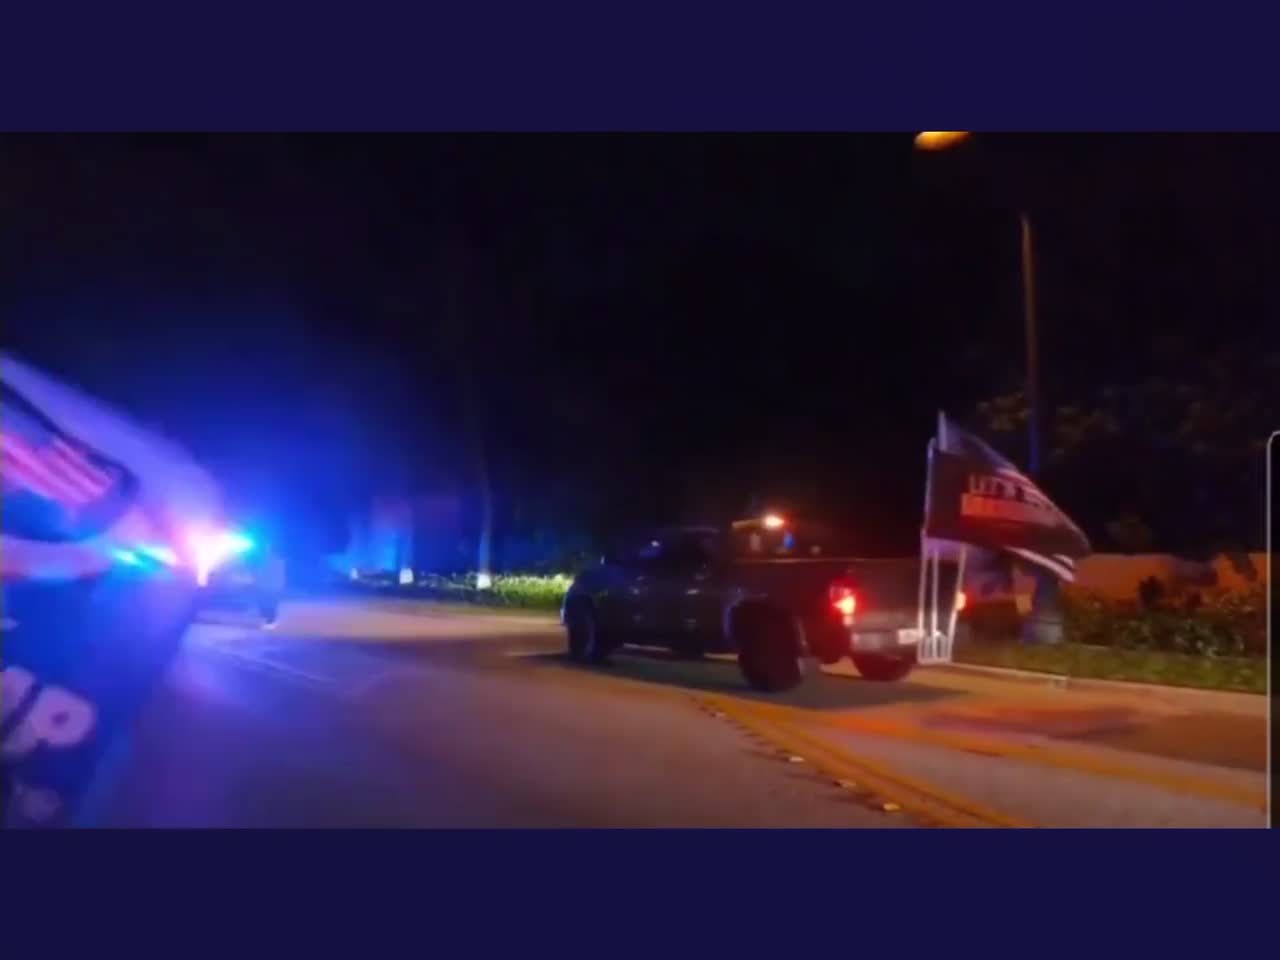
[189,526,257,586]
[139,544,180,566]
[111,548,142,566]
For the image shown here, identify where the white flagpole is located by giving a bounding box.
[930,546,940,643]
[917,528,927,634]
[946,546,968,646]
[928,417,946,646]
[917,434,936,636]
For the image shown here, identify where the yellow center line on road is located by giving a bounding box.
[704,695,1035,829]
[501,642,1269,814]
[501,647,1265,816]
[744,700,1269,813]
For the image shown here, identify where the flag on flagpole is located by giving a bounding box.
[924,412,1090,581]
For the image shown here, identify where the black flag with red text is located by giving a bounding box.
[924,413,1090,581]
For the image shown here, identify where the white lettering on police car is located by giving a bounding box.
[1,683,97,759]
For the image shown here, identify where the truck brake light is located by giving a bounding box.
[829,580,857,617]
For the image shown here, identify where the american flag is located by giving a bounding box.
[2,411,118,510]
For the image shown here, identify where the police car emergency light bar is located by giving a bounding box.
[188,528,254,586]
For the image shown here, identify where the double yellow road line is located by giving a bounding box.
[520,648,1266,822]
[784,707,1268,814]
[521,654,1030,826]
[702,695,1035,828]
[709,693,1267,821]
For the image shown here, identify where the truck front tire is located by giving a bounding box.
[850,651,915,682]
[566,601,611,664]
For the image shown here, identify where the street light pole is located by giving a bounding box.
[916,133,1044,474]
[916,133,1062,644]
[1020,211,1042,477]
[1017,207,1063,645]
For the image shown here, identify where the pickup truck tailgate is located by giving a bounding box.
[729,556,955,629]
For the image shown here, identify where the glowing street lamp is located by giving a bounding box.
[914,131,971,152]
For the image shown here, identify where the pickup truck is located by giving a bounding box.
[197,544,286,626]
[561,515,955,692]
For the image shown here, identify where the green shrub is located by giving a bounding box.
[962,582,1264,660]
[488,574,572,610]
[411,572,571,611]
[1061,584,1263,658]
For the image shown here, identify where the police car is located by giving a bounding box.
[1,352,228,827]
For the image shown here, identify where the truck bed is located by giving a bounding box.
[728,556,956,629]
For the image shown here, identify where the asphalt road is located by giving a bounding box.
[88,595,1268,828]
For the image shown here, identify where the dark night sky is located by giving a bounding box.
[2,134,1277,555]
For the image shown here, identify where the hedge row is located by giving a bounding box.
[964,583,1266,659]
[396,572,572,611]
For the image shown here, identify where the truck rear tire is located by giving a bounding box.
[735,609,803,692]
[850,652,915,682]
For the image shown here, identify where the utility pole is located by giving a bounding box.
[460,322,494,589]
[437,218,495,590]
[446,241,494,591]
[1016,208,1063,645]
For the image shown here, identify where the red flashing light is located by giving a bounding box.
[956,591,967,612]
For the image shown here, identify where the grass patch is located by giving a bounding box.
[953,642,1265,694]
[958,588,1266,693]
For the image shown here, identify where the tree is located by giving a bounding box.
[972,342,1276,556]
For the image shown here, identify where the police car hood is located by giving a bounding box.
[1,353,223,580]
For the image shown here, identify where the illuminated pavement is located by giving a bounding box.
[91,596,1268,828]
